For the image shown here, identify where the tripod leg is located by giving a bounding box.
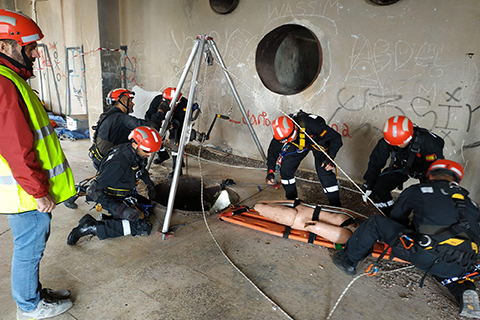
[162,35,207,236]
[208,39,267,163]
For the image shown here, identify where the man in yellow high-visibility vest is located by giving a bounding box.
[0,9,76,320]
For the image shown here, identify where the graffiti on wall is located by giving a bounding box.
[66,47,88,115]
[328,86,480,149]
[122,52,142,87]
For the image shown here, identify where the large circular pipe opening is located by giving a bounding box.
[256,24,322,95]
[151,177,239,212]
[210,0,239,14]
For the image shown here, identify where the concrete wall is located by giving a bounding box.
[17,0,480,200]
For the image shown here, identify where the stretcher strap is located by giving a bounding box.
[339,217,355,228]
[307,205,322,244]
[283,226,291,238]
[308,232,317,244]
[312,205,321,221]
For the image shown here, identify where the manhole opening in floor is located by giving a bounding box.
[152,177,239,212]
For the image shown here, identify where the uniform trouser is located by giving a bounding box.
[371,170,410,216]
[340,215,475,305]
[96,218,152,240]
[280,147,340,206]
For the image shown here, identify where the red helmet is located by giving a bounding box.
[427,159,464,183]
[0,9,44,45]
[383,116,414,146]
[163,87,182,101]
[272,116,297,143]
[128,126,162,153]
[106,88,134,105]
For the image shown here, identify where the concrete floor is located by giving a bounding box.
[0,139,463,320]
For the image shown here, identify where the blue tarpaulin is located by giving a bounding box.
[48,113,90,141]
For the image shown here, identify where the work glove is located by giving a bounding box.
[361,182,372,203]
[115,204,142,221]
[321,158,335,169]
[147,185,157,201]
[158,101,171,114]
[266,169,275,185]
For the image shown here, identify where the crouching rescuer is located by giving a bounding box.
[67,126,162,244]
[333,159,480,318]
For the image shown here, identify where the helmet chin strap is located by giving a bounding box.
[119,99,132,114]
[21,46,34,73]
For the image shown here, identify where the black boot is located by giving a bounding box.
[153,149,170,165]
[168,156,183,179]
[64,195,78,209]
[332,251,356,275]
[67,214,97,245]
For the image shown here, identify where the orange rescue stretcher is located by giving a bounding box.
[219,206,408,263]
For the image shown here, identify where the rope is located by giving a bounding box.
[326,265,414,320]
[35,47,123,71]
[184,153,366,197]
[196,146,294,319]
[189,62,295,318]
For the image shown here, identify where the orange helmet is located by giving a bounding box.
[272,116,297,143]
[106,88,134,105]
[128,126,162,153]
[0,9,44,45]
[383,116,414,146]
[163,87,182,101]
[427,159,464,183]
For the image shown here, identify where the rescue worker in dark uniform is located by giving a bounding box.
[67,126,162,245]
[333,159,480,318]
[363,115,444,215]
[146,87,198,178]
[89,88,170,170]
[266,111,343,206]
[64,89,169,210]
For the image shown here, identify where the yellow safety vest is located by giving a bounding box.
[0,65,76,214]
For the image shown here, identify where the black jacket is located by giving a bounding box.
[145,94,187,123]
[363,127,444,187]
[267,111,342,171]
[390,180,480,232]
[94,106,164,157]
[390,179,480,278]
[94,143,153,211]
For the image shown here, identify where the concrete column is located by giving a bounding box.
[97,0,122,110]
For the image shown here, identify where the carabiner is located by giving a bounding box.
[366,263,378,276]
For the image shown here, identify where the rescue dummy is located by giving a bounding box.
[254,200,359,244]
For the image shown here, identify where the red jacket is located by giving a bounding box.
[0,55,49,198]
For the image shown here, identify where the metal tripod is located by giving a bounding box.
[159,34,267,239]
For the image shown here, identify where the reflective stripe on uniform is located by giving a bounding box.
[281,178,296,185]
[375,200,395,208]
[122,220,131,235]
[0,175,18,185]
[45,158,70,179]
[323,185,339,193]
[32,124,54,141]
